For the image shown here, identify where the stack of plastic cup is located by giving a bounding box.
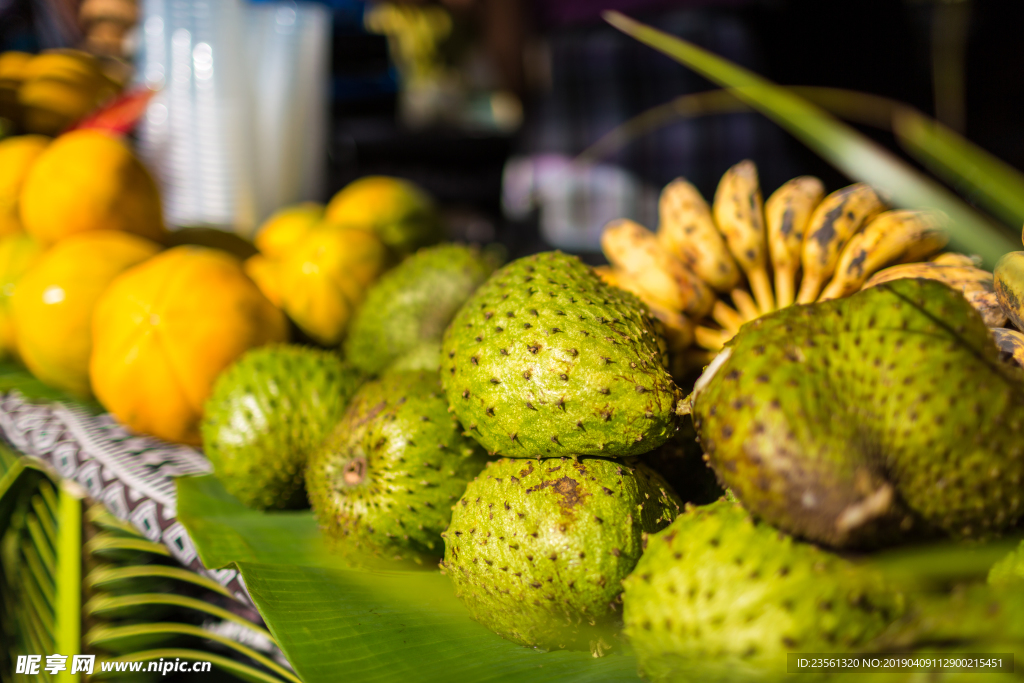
[135,0,330,236]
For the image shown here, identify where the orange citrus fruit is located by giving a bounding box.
[19,129,165,245]
[255,202,324,258]
[324,176,441,254]
[0,233,45,358]
[0,135,49,236]
[276,225,389,346]
[12,230,160,396]
[90,246,288,445]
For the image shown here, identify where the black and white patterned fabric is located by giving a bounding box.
[0,391,253,606]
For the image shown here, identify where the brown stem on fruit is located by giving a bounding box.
[342,456,368,486]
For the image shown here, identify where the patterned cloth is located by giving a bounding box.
[0,391,254,606]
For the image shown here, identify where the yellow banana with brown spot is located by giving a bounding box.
[694,325,733,351]
[994,251,1024,331]
[864,261,1006,327]
[931,252,980,267]
[713,160,774,313]
[657,178,741,293]
[765,176,824,308]
[729,288,760,322]
[710,300,744,336]
[594,265,695,350]
[600,219,715,320]
[818,210,948,301]
[796,183,885,304]
[992,328,1024,367]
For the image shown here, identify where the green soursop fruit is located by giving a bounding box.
[345,244,498,375]
[623,499,904,682]
[306,370,489,562]
[387,341,441,373]
[441,456,682,650]
[442,251,681,459]
[689,279,1024,548]
[989,541,1024,588]
[201,345,363,510]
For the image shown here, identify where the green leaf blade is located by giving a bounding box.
[176,475,645,683]
[239,561,642,683]
[893,109,1024,230]
[603,11,1017,267]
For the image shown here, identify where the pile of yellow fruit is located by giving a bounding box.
[0,125,440,446]
[244,176,440,345]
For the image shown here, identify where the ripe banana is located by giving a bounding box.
[931,252,980,267]
[994,251,1024,331]
[729,288,760,323]
[796,183,885,304]
[713,160,774,313]
[694,325,733,351]
[601,219,714,317]
[765,176,824,308]
[992,328,1024,367]
[864,262,1007,328]
[658,178,741,293]
[818,210,948,301]
[593,265,695,351]
[711,300,745,336]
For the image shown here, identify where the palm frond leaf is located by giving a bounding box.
[1,461,294,683]
[601,11,1019,266]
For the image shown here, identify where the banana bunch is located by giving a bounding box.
[0,49,120,135]
[598,159,1011,369]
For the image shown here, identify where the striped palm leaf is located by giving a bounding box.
[0,444,297,683]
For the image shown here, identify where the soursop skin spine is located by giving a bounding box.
[306,370,489,563]
[441,251,682,459]
[622,500,905,683]
[441,456,683,650]
[345,244,498,375]
[201,344,363,510]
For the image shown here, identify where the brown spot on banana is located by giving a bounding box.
[713,160,775,314]
[797,183,885,304]
[992,327,1024,367]
[766,176,824,309]
[657,178,741,293]
[995,251,1024,330]
[819,210,948,301]
[601,218,714,317]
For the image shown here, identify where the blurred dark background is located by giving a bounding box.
[3,0,1020,257]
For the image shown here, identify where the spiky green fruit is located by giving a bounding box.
[623,500,904,682]
[201,345,363,510]
[387,341,441,372]
[690,279,1024,548]
[441,456,682,650]
[345,244,498,375]
[989,541,1024,588]
[442,251,680,459]
[306,370,489,562]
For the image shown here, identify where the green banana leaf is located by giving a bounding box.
[602,11,1018,267]
[892,108,1024,231]
[176,475,645,683]
[578,85,1024,234]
